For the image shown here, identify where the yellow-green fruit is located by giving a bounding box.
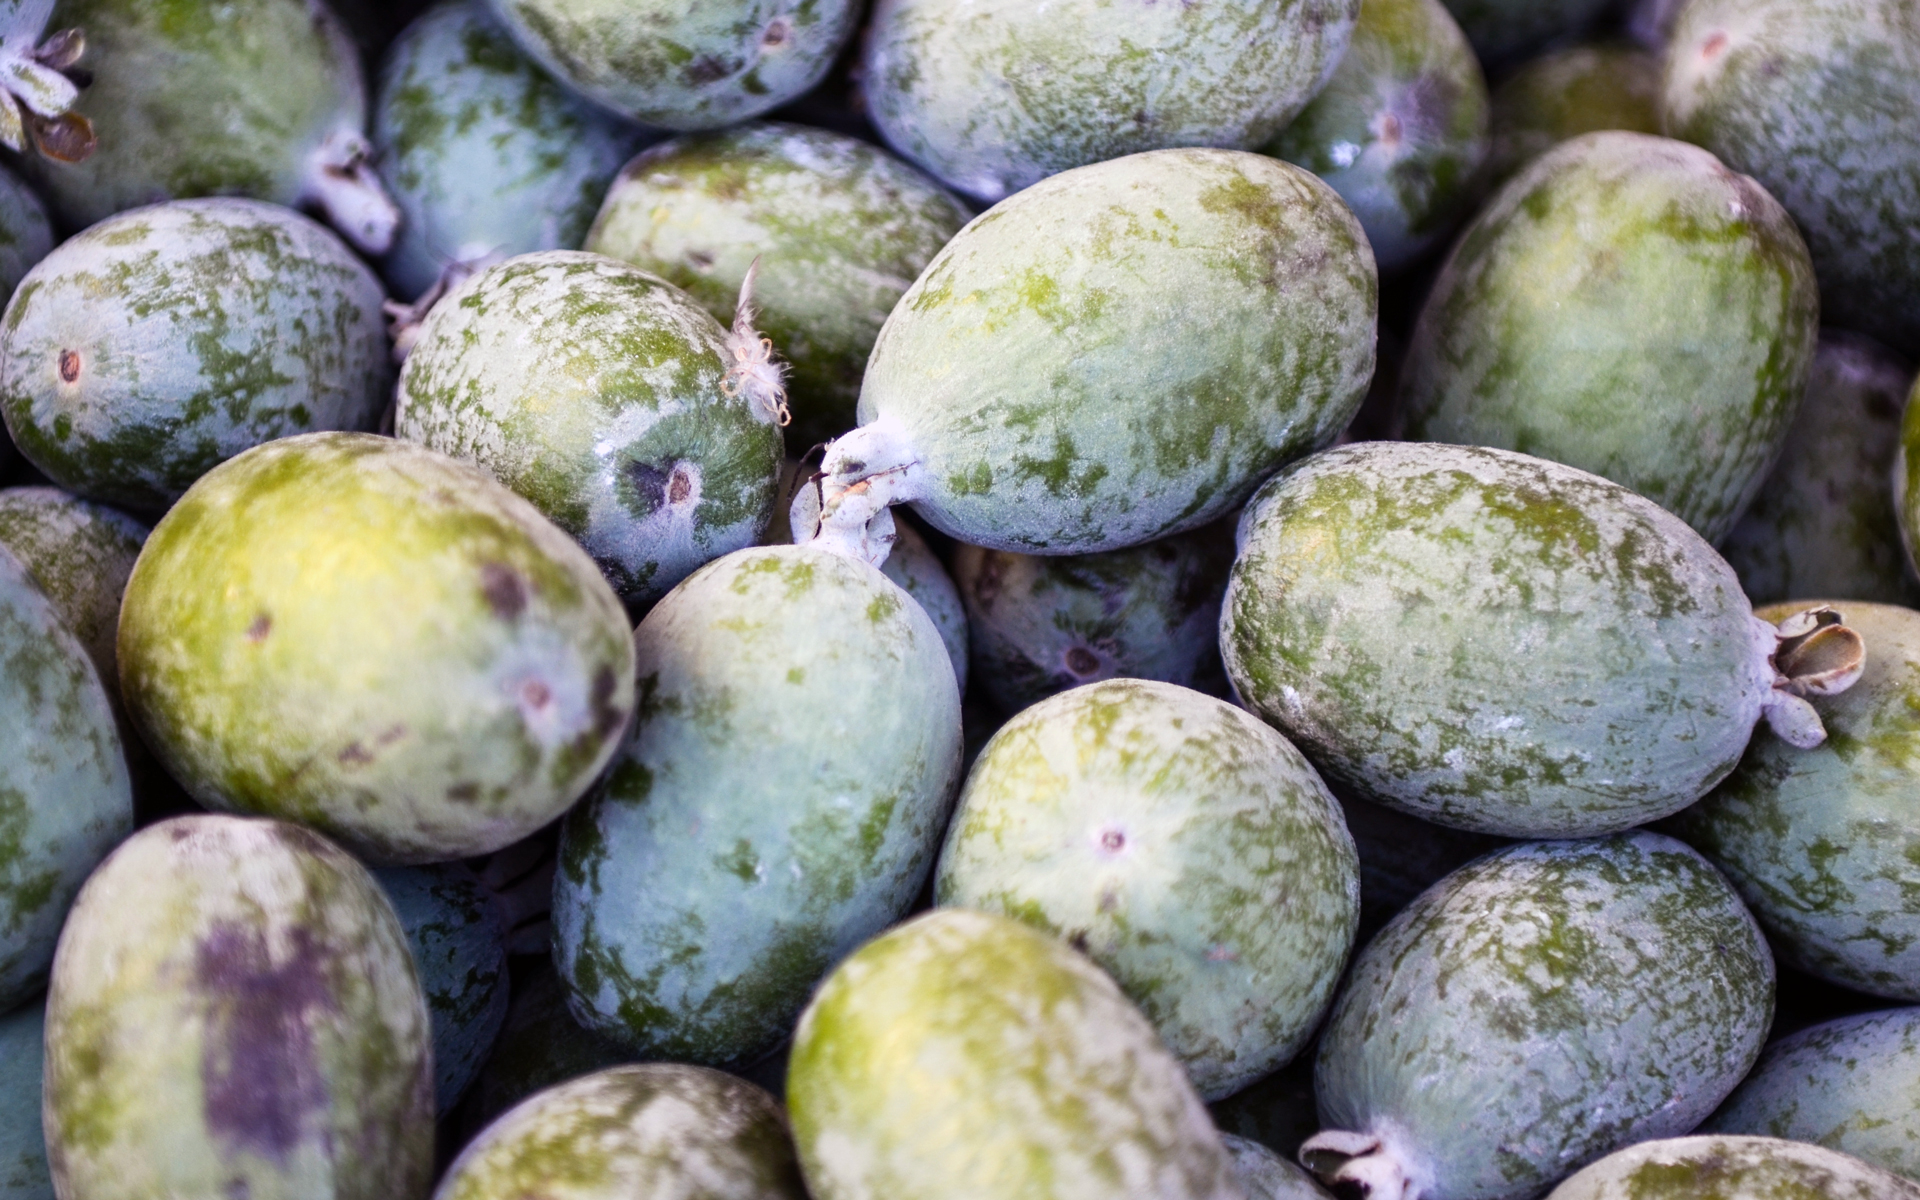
[1546,1135,1920,1200]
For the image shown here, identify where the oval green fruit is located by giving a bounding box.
[1399,130,1820,543]
[584,121,970,449]
[861,0,1360,202]
[117,432,636,865]
[1305,832,1776,1200]
[0,163,49,309]
[0,1000,49,1200]
[808,148,1377,562]
[436,1064,804,1200]
[1546,1135,1920,1200]
[936,678,1360,1100]
[1480,43,1663,192]
[0,485,146,698]
[397,250,784,610]
[786,907,1242,1200]
[1223,441,1827,838]
[554,544,962,1065]
[42,814,434,1200]
[0,198,391,511]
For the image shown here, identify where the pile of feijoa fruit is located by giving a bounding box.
[4,0,1920,1196]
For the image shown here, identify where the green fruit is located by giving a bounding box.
[787,908,1242,1200]
[0,542,130,1011]
[1480,43,1663,191]
[1703,1006,1920,1181]
[33,0,400,254]
[1265,0,1489,273]
[42,814,434,1200]
[555,544,962,1065]
[0,485,146,698]
[1662,0,1920,355]
[0,1000,50,1200]
[1545,1135,1920,1200]
[1399,130,1820,543]
[861,0,1360,202]
[808,148,1376,562]
[396,250,785,610]
[458,960,634,1135]
[374,0,658,303]
[117,432,636,865]
[1883,365,1920,581]
[1223,441,1835,838]
[0,199,391,512]
[483,0,859,131]
[951,525,1232,715]
[436,1064,804,1200]
[584,121,971,449]
[1224,1135,1335,1200]
[1305,833,1776,1200]
[1668,601,1920,1001]
[936,679,1359,1100]
[1721,332,1920,607]
[0,163,49,309]
[1438,0,1614,64]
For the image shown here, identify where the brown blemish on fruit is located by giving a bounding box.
[1099,828,1125,852]
[668,464,694,506]
[58,349,80,382]
[447,782,480,803]
[247,614,272,643]
[1065,646,1101,676]
[1702,31,1729,60]
[480,563,528,620]
[761,17,791,47]
[338,743,373,766]
[521,679,552,710]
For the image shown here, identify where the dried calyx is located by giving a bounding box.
[384,256,496,363]
[721,257,790,429]
[302,130,401,257]
[794,416,927,569]
[1300,1129,1429,1200]
[1758,604,1867,749]
[0,2,95,163]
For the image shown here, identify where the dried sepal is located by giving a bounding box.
[33,26,81,70]
[0,91,23,152]
[26,106,93,162]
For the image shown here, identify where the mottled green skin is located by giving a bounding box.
[936,679,1360,1100]
[486,0,858,131]
[862,148,1377,555]
[459,960,635,1134]
[32,0,368,234]
[0,1002,50,1200]
[398,251,783,610]
[555,545,962,1065]
[0,545,130,1011]
[879,521,967,695]
[0,199,391,512]
[1337,793,1511,936]
[1223,1134,1334,1200]
[1315,833,1776,1200]
[1482,44,1663,193]
[1704,1007,1920,1181]
[862,0,1360,202]
[42,815,434,1200]
[787,908,1241,1200]
[1266,0,1488,273]
[1663,0,1920,356]
[374,863,509,1115]
[1223,442,1777,838]
[585,122,971,449]
[1722,333,1920,607]
[1669,602,1920,1001]
[437,1065,804,1200]
[1546,1136,1920,1200]
[117,433,636,865]
[1400,131,1820,544]
[0,166,49,311]
[952,525,1232,716]
[0,487,147,698]
[1438,0,1615,65]
[376,0,659,303]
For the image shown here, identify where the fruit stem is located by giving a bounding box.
[1755,605,1867,749]
[1300,1128,1427,1200]
[303,129,402,256]
[797,417,926,568]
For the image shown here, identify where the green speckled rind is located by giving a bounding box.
[0,165,50,310]
[862,148,1377,556]
[1222,441,1774,838]
[1662,0,1920,356]
[951,525,1232,715]
[585,121,970,450]
[0,199,391,512]
[436,1064,804,1200]
[881,521,968,694]
[861,0,1359,202]
[786,908,1241,1200]
[31,0,367,234]
[1545,1135,1920,1200]
[376,0,659,302]
[0,1002,49,1200]
[42,815,434,1200]
[374,864,509,1115]
[0,487,148,697]
[117,432,636,865]
[1438,0,1615,65]
[485,0,859,131]
[1399,131,1820,544]
[1223,1134,1334,1200]
[1266,0,1488,273]
[935,679,1360,1100]
[1316,833,1776,1200]
[1668,601,1920,1001]
[554,544,962,1065]
[1703,1007,1920,1181]
[0,545,130,1011]
[1481,44,1663,193]
[397,250,783,610]
[1722,333,1920,606]
[459,960,635,1133]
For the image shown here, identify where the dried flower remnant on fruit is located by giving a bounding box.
[1759,605,1867,748]
[722,258,790,428]
[0,9,95,163]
